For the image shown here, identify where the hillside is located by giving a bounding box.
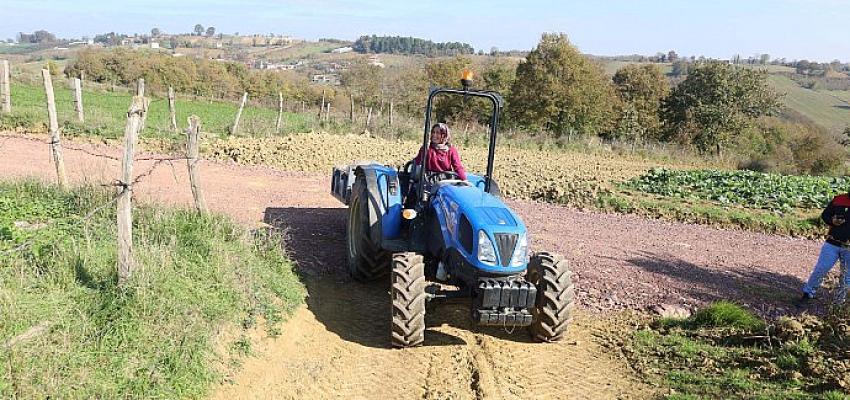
[769,74,850,132]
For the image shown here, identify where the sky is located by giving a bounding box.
[2,0,849,62]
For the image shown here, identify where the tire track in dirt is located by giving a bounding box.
[3,134,827,399]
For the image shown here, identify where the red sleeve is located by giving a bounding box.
[414,146,424,165]
[450,147,467,180]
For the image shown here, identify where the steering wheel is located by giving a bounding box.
[426,170,461,183]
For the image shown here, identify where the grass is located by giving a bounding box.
[0,180,305,399]
[627,303,850,399]
[1,81,316,138]
[769,74,850,132]
[0,44,41,55]
[598,60,672,76]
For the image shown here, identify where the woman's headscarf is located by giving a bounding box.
[431,123,451,152]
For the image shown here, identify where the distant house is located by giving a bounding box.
[331,46,353,54]
[149,42,160,49]
[367,55,385,68]
[311,74,341,85]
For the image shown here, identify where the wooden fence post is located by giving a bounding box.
[231,92,247,135]
[136,78,147,132]
[168,86,177,132]
[1,60,10,113]
[185,115,207,213]
[72,77,84,122]
[325,103,331,122]
[42,69,67,189]
[365,106,373,133]
[301,101,305,113]
[117,95,148,286]
[275,92,283,132]
[349,93,355,122]
[318,89,325,118]
[389,100,394,126]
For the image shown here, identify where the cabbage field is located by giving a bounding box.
[624,168,849,212]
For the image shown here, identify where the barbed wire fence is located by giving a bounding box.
[0,64,207,288]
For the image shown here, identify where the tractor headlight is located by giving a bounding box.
[477,230,497,266]
[510,233,529,267]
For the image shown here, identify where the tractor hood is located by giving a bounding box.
[434,183,525,231]
[433,182,528,275]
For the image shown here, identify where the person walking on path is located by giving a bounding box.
[801,192,850,304]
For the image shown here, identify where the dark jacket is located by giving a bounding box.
[822,193,850,243]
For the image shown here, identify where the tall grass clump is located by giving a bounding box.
[0,180,304,399]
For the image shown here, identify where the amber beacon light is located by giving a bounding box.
[461,69,474,89]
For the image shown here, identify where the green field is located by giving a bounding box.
[2,82,316,138]
[0,180,305,398]
[769,75,850,132]
[599,60,672,76]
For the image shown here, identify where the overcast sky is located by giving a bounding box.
[2,0,849,62]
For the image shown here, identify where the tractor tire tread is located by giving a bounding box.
[528,252,574,343]
[348,177,391,282]
[391,252,426,348]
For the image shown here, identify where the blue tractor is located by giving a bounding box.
[331,71,574,347]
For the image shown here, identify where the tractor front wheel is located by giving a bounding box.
[527,252,574,342]
[391,252,426,347]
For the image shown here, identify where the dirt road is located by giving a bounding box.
[1,134,826,399]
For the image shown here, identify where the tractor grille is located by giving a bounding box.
[494,233,518,267]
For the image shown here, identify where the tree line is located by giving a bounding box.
[352,35,474,56]
[62,33,846,175]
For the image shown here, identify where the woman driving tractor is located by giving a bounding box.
[413,122,467,181]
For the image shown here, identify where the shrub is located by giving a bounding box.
[688,301,765,331]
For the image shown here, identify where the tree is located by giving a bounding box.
[151,28,161,37]
[17,30,57,44]
[759,53,770,65]
[612,64,670,141]
[667,50,679,63]
[662,62,783,153]
[194,24,204,36]
[206,26,216,37]
[508,33,619,137]
[671,60,690,77]
[341,61,385,107]
[425,56,474,122]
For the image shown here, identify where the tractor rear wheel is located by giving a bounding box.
[527,252,574,342]
[347,177,391,281]
[391,252,426,347]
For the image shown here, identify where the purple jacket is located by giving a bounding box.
[414,145,467,180]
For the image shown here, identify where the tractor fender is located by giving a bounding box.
[355,165,403,245]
